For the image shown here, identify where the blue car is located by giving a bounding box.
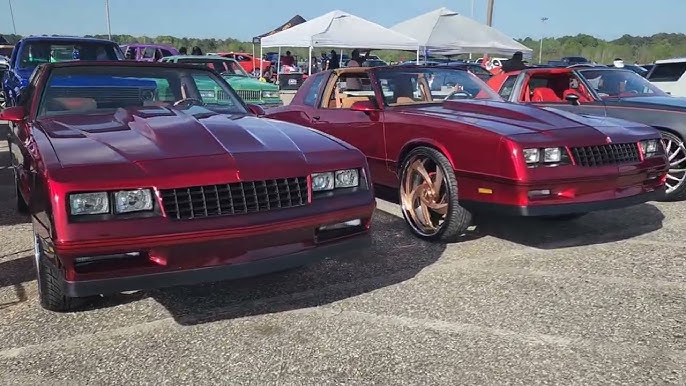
[2,35,124,108]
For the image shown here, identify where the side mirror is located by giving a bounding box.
[349,100,378,112]
[0,106,27,122]
[246,103,266,116]
[565,93,580,105]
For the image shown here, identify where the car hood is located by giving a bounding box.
[223,75,278,91]
[37,106,350,172]
[402,100,655,140]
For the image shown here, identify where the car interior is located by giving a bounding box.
[321,72,377,109]
[520,72,593,103]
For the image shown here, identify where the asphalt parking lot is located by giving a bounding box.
[0,122,684,385]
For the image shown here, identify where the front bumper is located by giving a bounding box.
[461,186,665,216]
[62,232,371,297]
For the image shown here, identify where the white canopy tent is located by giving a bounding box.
[390,7,533,59]
[259,10,421,76]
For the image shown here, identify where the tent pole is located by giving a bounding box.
[259,45,263,79]
[309,46,313,75]
[416,48,420,64]
[277,47,281,84]
[252,43,256,75]
[340,49,343,67]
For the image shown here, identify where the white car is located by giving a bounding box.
[646,57,686,96]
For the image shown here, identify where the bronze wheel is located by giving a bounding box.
[399,147,472,242]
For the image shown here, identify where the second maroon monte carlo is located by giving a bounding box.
[1,61,375,312]
[265,66,668,242]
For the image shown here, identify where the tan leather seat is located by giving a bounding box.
[395,96,414,104]
[341,96,370,109]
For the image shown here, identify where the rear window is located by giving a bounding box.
[18,41,124,69]
[647,62,686,82]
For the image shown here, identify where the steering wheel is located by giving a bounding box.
[444,89,474,100]
[173,98,205,108]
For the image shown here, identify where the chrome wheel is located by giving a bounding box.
[661,131,686,195]
[400,155,449,236]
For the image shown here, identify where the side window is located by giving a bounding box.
[160,49,173,57]
[322,73,375,109]
[303,73,326,107]
[647,62,686,82]
[498,75,517,100]
[142,47,156,59]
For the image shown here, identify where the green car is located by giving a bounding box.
[160,55,282,107]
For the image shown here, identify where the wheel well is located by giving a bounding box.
[653,126,683,140]
[397,142,453,171]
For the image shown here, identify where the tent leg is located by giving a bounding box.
[277,47,281,84]
[416,48,420,64]
[309,46,313,75]
[340,49,343,67]
[252,43,255,75]
[259,45,263,79]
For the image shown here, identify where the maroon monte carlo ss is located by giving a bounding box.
[1,61,375,312]
[265,66,668,242]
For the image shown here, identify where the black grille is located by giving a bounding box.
[160,177,309,220]
[570,143,641,167]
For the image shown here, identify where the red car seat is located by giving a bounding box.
[531,87,561,102]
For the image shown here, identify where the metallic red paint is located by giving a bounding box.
[266,66,668,216]
[8,61,375,306]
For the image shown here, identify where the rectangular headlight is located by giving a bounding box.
[199,90,215,99]
[523,148,540,163]
[335,169,359,188]
[543,147,562,162]
[114,189,154,213]
[311,172,335,191]
[261,90,279,98]
[69,192,109,215]
[640,139,660,157]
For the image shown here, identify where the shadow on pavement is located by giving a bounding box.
[150,210,447,325]
[472,203,664,249]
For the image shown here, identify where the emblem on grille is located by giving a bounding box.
[605,136,612,144]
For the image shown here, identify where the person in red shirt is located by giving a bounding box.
[281,51,295,67]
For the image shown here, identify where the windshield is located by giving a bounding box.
[176,58,250,77]
[374,68,502,106]
[37,65,248,118]
[578,68,667,98]
[18,41,124,70]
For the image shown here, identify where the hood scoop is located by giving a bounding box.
[441,100,548,124]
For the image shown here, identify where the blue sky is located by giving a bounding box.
[2,0,684,41]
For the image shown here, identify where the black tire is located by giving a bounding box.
[14,171,29,214]
[398,146,472,242]
[659,130,686,202]
[539,213,587,221]
[34,234,80,312]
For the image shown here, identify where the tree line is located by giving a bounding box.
[2,32,685,65]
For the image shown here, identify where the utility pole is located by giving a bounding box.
[539,17,548,64]
[486,0,494,26]
[105,0,112,40]
[8,0,17,34]
[469,0,475,60]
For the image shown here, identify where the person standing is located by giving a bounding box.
[328,50,340,70]
[347,49,362,67]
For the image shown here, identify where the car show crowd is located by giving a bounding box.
[0,7,685,312]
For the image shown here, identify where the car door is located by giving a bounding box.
[309,70,389,183]
[513,71,607,117]
[10,65,43,204]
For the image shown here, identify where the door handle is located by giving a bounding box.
[312,116,320,121]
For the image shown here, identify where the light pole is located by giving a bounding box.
[105,0,112,40]
[539,17,548,64]
[486,0,494,26]
[469,0,475,60]
[8,0,17,34]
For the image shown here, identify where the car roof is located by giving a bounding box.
[41,60,222,72]
[654,57,686,64]
[165,55,235,61]
[122,43,175,48]
[21,35,116,44]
